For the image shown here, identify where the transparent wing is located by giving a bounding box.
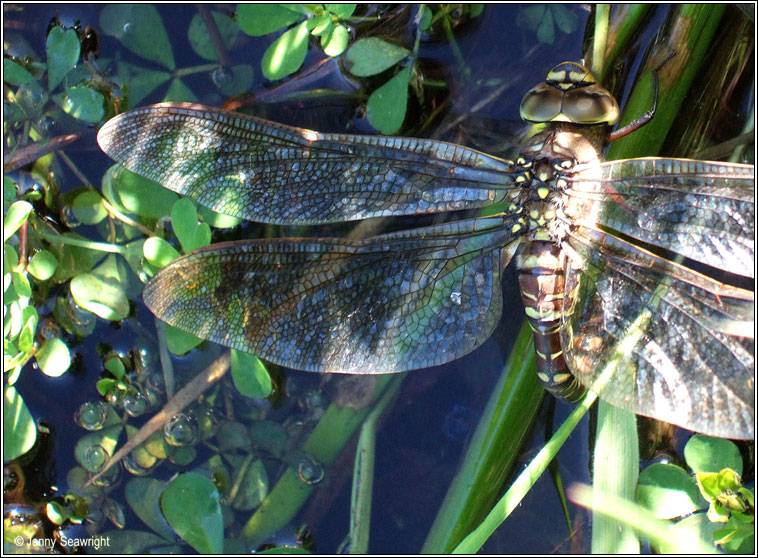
[98,103,516,225]
[567,158,754,279]
[559,158,754,439]
[144,216,522,373]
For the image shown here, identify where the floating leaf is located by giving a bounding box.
[197,206,242,229]
[214,64,255,97]
[165,324,203,355]
[106,166,179,220]
[237,4,305,36]
[684,434,743,476]
[366,66,410,134]
[36,337,71,377]
[46,26,80,90]
[60,86,106,123]
[17,306,38,353]
[346,37,410,77]
[326,4,357,18]
[52,232,103,283]
[160,473,224,553]
[163,78,197,103]
[70,189,108,225]
[11,270,31,299]
[143,237,181,269]
[74,424,123,470]
[171,198,210,254]
[636,463,700,520]
[261,20,310,81]
[28,250,57,281]
[4,58,35,85]
[231,350,273,399]
[231,458,269,511]
[188,11,239,61]
[117,61,171,105]
[4,386,37,460]
[100,4,175,69]
[321,23,349,57]
[308,14,332,36]
[125,478,176,542]
[70,272,130,321]
[4,200,33,241]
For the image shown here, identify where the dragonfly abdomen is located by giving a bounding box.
[517,239,586,402]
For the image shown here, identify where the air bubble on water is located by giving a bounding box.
[163,413,198,447]
[123,392,148,417]
[121,452,155,476]
[74,401,108,431]
[297,456,325,486]
[82,444,109,473]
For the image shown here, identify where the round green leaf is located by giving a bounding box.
[99,4,175,69]
[165,324,203,356]
[366,67,410,134]
[214,63,255,97]
[163,78,197,103]
[237,4,305,36]
[70,272,130,321]
[36,337,71,377]
[125,478,176,542]
[346,37,410,77]
[17,306,38,353]
[11,270,31,299]
[321,23,349,57]
[4,200,33,241]
[198,206,242,229]
[684,434,743,476]
[108,166,179,220]
[160,473,224,553]
[171,198,210,254]
[4,58,35,85]
[46,26,80,90]
[261,20,310,81]
[188,11,239,60]
[231,458,269,511]
[118,61,171,105]
[4,386,37,460]
[308,14,332,36]
[27,250,58,281]
[143,236,181,268]
[231,349,273,398]
[71,189,108,225]
[60,86,105,123]
[636,462,701,519]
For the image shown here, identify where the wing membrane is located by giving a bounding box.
[144,217,521,373]
[97,103,516,225]
[567,158,754,278]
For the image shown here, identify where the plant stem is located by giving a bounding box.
[35,229,129,255]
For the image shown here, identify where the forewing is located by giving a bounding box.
[567,158,754,279]
[144,217,521,373]
[97,103,516,224]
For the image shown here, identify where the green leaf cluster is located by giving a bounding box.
[636,434,754,553]
[237,4,356,80]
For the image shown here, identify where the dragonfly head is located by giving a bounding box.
[520,61,620,126]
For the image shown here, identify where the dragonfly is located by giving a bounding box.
[97,60,755,440]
